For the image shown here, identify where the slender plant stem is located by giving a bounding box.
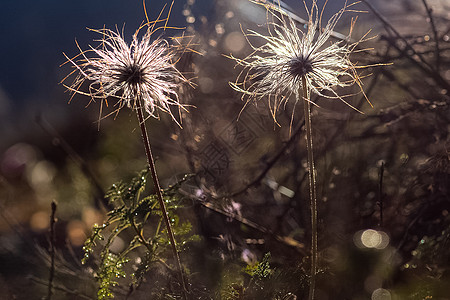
[135,97,188,299]
[46,201,57,300]
[301,76,318,300]
[378,162,384,228]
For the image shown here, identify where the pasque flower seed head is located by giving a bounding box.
[62,16,188,124]
[230,0,372,120]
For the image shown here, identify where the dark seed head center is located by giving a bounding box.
[120,64,145,86]
[288,57,313,77]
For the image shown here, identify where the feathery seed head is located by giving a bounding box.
[231,0,372,120]
[62,8,189,125]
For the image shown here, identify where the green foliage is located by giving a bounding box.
[243,252,272,279]
[82,170,198,299]
[221,253,308,300]
[97,253,129,300]
[83,223,107,264]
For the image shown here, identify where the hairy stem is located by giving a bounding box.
[301,76,318,300]
[135,97,188,299]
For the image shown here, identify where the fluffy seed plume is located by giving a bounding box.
[230,0,373,122]
[61,4,189,125]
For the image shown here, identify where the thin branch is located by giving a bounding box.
[378,67,422,100]
[228,120,305,198]
[179,189,307,254]
[362,0,450,93]
[379,35,450,93]
[254,0,352,41]
[420,0,441,71]
[361,0,432,70]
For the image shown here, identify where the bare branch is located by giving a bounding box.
[421,0,441,71]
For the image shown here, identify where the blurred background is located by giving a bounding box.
[0,0,449,299]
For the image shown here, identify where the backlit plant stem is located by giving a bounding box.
[135,96,188,299]
[301,76,318,300]
[47,201,57,300]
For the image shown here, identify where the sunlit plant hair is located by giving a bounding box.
[230,0,373,122]
[230,1,375,300]
[62,3,189,125]
[61,2,191,298]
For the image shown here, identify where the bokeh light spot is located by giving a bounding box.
[186,16,195,24]
[225,11,234,19]
[199,77,214,94]
[354,229,390,249]
[82,207,104,228]
[30,211,50,232]
[224,31,246,53]
[29,160,56,189]
[371,288,391,300]
[1,143,37,178]
[361,229,382,248]
[215,23,225,35]
[67,220,87,247]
